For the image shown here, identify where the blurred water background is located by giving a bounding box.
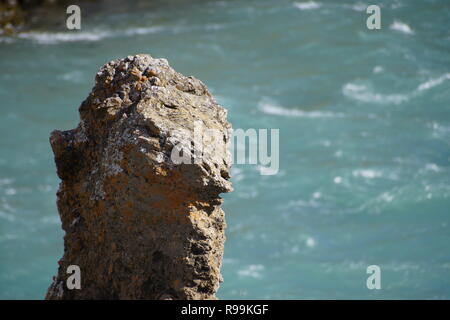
[1,0,450,299]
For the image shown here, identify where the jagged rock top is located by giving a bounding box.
[52,54,232,200]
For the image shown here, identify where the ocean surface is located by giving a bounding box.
[1,0,450,299]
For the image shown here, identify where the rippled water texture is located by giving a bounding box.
[1,0,449,299]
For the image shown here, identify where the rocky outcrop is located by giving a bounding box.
[46,54,232,300]
[0,0,25,34]
[0,0,86,35]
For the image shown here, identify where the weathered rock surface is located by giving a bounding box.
[46,54,232,300]
[0,0,25,34]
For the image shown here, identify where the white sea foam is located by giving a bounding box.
[380,192,394,203]
[342,83,409,104]
[237,188,258,199]
[385,262,421,272]
[319,140,332,147]
[223,257,238,265]
[425,163,441,172]
[344,71,450,105]
[373,66,384,74]
[17,26,164,44]
[238,264,264,278]
[204,24,225,31]
[390,21,414,35]
[350,2,367,12]
[122,26,165,36]
[293,1,321,10]
[333,176,342,184]
[231,167,245,182]
[305,237,316,248]
[312,192,321,199]
[58,70,84,83]
[18,30,112,44]
[417,73,450,92]
[4,188,17,196]
[352,169,382,179]
[345,261,367,270]
[258,100,342,118]
[41,215,60,225]
[429,122,450,139]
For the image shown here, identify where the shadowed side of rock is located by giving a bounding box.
[46,54,232,300]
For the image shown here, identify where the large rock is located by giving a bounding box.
[46,54,232,300]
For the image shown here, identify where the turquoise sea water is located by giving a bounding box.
[1,0,450,299]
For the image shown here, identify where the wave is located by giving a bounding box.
[417,73,450,92]
[238,264,264,278]
[373,66,384,74]
[58,70,84,83]
[340,2,368,12]
[18,30,113,44]
[293,1,321,10]
[258,100,343,118]
[16,26,164,44]
[390,21,414,35]
[344,72,450,104]
[349,2,368,12]
[430,122,450,139]
[342,83,409,104]
[295,1,367,13]
[424,163,441,173]
[9,23,226,45]
[352,169,382,179]
[305,236,316,248]
[122,26,165,36]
